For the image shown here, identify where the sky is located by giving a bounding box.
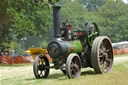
[122,0,128,3]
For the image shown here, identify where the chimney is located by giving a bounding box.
[53,5,61,37]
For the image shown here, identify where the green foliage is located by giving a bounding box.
[115,13,128,41]
[8,8,35,38]
[0,23,12,52]
[0,0,59,52]
[96,0,128,42]
[75,0,106,11]
[23,35,47,49]
[7,0,53,38]
[10,41,23,54]
[0,0,11,24]
[40,40,48,48]
[60,1,88,30]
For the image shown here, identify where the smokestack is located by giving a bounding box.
[53,5,61,37]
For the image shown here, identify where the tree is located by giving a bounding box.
[0,0,60,52]
[114,13,128,41]
[75,0,106,11]
[8,0,60,38]
[60,1,88,30]
[97,0,128,42]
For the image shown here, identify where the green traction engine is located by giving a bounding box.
[33,5,114,79]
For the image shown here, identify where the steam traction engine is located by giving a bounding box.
[33,6,114,79]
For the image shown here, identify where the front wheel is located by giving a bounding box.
[33,55,50,79]
[66,53,81,79]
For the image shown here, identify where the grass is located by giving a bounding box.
[0,63,32,67]
[114,54,128,57]
[0,62,128,85]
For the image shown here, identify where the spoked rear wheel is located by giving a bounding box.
[91,36,113,73]
[33,55,50,79]
[66,53,81,79]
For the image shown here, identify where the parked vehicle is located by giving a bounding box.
[113,41,128,55]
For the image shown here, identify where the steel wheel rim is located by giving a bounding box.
[98,39,113,73]
[37,58,47,78]
[33,55,50,79]
[91,36,113,74]
[70,56,81,78]
[66,53,81,79]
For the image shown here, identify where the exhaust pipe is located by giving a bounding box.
[53,5,61,37]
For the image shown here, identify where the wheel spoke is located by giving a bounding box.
[33,55,50,79]
[106,58,111,62]
[71,64,79,77]
[73,70,77,74]
[100,51,110,72]
[101,61,106,71]
[106,49,110,53]
[70,62,74,68]
[40,70,43,75]
[75,59,77,64]
[92,36,113,74]
[100,42,107,52]
[100,59,104,65]
[99,49,104,54]
[66,54,81,78]
[38,61,41,65]
[99,55,103,58]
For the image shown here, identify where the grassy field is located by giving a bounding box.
[0,60,128,85]
[114,54,128,57]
